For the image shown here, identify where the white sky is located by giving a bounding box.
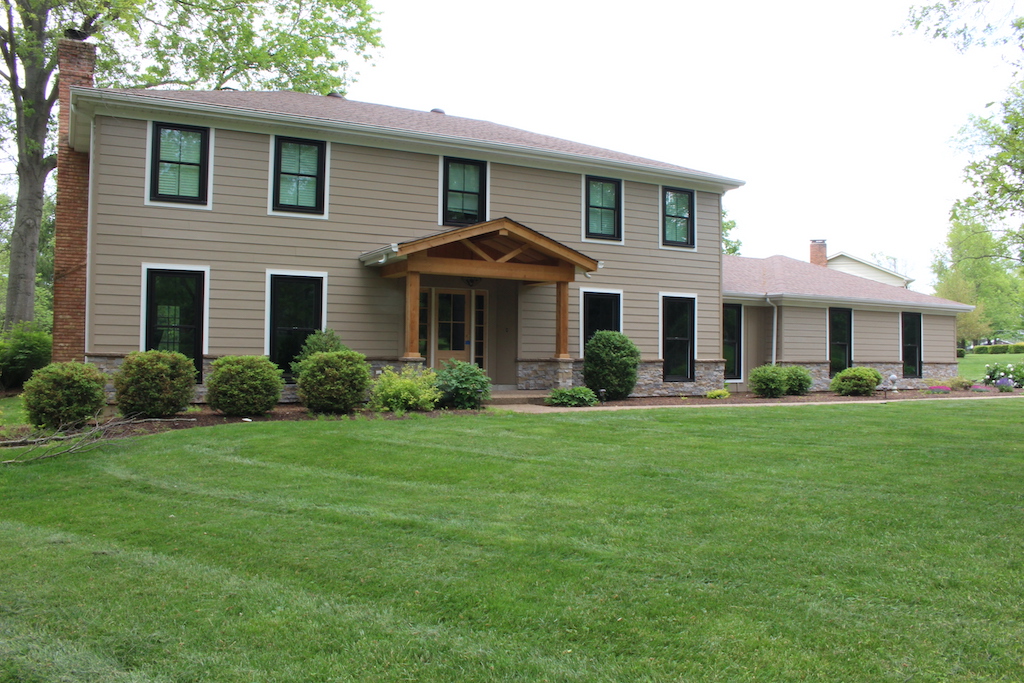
[347,0,1017,293]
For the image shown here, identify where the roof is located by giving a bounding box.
[68,88,744,192]
[826,252,914,286]
[723,254,972,313]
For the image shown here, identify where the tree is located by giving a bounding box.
[0,191,53,329]
[722,210,741,255]
[0,0,381,329]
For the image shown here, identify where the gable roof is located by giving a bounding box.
[68,88,744,193]
[723,254,971,313]
[826,252,914,286]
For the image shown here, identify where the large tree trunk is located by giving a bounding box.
[5,159,49,327]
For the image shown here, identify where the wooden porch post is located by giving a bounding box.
[404,271,422,359]
[555,279,570,359]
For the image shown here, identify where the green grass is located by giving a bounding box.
[959,352,1024,381]
[0,394,26,427]
[2,401,1023,681]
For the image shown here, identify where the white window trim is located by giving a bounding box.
[659,185,697,252]
[264,269,329,356]
[267,138,331,220]
[659,292,699,367]
[144,123,215,210]
[437,157,490,226]
[139,263,211,354]
[580,175,625,245]
[579,287,624,357]
[725,303,744,384]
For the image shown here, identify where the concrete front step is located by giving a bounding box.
[485,390,549,406]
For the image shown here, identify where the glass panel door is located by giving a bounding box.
[270,274,323,377]
[146,269,204,377]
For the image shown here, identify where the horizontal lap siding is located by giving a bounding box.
[778,306,827,362]
[923,314,957,363]
[854,310,899,362]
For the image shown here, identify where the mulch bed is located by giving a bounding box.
[599,387,1022,408]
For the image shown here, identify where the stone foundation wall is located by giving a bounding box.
[518,358,726,397]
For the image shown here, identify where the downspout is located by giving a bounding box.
[766,295,778,365]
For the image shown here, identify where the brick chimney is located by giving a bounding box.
[53,39,96,362]
[809,239,827,267]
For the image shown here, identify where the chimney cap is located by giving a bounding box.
[430,108,445,114]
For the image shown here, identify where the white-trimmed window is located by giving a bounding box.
[583,176,623,243]
[662,187,695,248]
[146,123,214,209]
[580,288,623,356]
[269,137,330,218]
[661,293,697,382]
[441,157,488,226]
[265,270,327,376]
[723,303,742,381]
[140,264,211,377]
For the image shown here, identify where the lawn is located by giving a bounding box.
[2,400,1023,681]
[959,352,1024,381]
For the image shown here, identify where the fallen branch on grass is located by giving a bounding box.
[0,416,197,465]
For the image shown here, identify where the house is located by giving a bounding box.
[722,243,972,392]
[52,39,744,397]
[52,39,970,398]
[810,239,915,288]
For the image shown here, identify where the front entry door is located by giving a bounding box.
[435,290,470,365]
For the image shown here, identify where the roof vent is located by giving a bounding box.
[326,92,345,99]
[430,108,445,114]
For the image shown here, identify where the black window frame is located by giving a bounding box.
[273,136,327,215]
[662,187,695,248]
[269,274,324,380]
[585,176,622,241]
[150,122,210,204]
[582,291,622,348]
[902,312,922,378]
[443,157,487,226]
[145,268,204,379]
[829,307,853,377]
[663,296,695,382]
[723,303,742,380]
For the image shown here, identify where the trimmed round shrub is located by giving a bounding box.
[113,350,196,418]
[583,330,641,401]
[782,365,814,395]
[436,359,492,409]
[830,366,883,396]
[368,365,442,413]
[0,322,52,389]
[22,361,106,429]
[290,329,349,377]
[990,344,1009,355]
[748,364,788,398]
[296,350,371,414]
[973,345,990,354]
[546,386,598,407]
[206,355,283,416]
[956,348,966,358]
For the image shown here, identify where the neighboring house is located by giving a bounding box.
[52,39,745,396]
[810,239,915,289]
[722,245,972,392]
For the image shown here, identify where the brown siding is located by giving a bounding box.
[778,306,827,362]
[854,310,899,362]
[923,314,957,363]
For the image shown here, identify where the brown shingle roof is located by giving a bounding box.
[85,89,742,185]
[723,254,971,312]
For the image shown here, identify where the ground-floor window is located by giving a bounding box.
[829,307,852,376]
[268,272,324,378]
[582,290,622,351]
[663,295,695,382]
[902,312,922,378]
[723,303,742,380]
[145,267,205,377]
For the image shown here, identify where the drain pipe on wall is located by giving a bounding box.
[767,296,779,365]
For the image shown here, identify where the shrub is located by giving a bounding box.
[995,378,1015,392]
[436,359,492,409]
[990,344,1009,355]
[368,365,442,413]
[748,364,788,398]
[0,322,52,389]
[983,362,1023,388]
[926,385,951,394]
[583,331,641,401]
[113,350,196,418]
[830,367,883,396]
[297,350,371,414]
[290,329,349,377]
[705,388,731,399]
[22,361,106,429]
[973,345,989,354]
[546,386,598,407]
[206,355,283,416]
[957,348,966,358]
[948,376,974,391]
[1011,343,1024,354]
[782,365,814,395]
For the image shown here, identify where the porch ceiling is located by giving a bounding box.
[359,217,600,282]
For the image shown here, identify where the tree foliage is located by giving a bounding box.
[0,0,381,328]
[722,210,741,255]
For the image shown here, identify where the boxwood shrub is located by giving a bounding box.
[748,364,788,398]
[290,329,349,377]
[297,350,371,414]
[206,355,283,416]
[436,359,491,409]
[0,322,52,389]
[782,365,814,395]
[368,365,442,413]
[583,330,640,401]
[990,344,1009,355]
[973,346,990,354]
[22,361,107,429]
[830,366,883,396]
[113,350,196,418]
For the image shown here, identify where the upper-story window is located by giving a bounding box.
[444,158,486,225]
[662,187,694,248]
[273,137,326,214]
[151,123,210,204]
[585,176,622,241]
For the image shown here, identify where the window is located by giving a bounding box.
[268,273,324,378]
[663,296,695,382]
[902,312,922,378]
[829,308,852,376]
[145,268,205,377]
[663,187,694,247]
[723,303,742,380]
[273,137,326,214]
[585,176,621,240]
[582,291,621,349]
[443,158,486,225]
[150,123,209,204]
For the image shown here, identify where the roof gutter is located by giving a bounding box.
[766,295,779,365]
[722,290,974,314]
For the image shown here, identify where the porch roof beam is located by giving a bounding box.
[382,254,575,282]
